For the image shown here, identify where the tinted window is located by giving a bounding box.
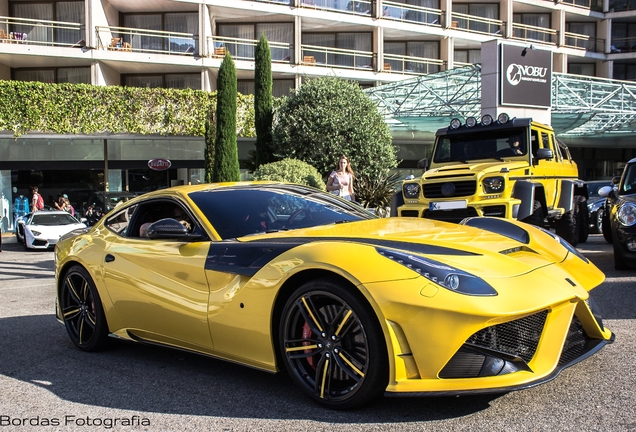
[433,127,527,163]
[104,205,137,236]
[189,185,375,240]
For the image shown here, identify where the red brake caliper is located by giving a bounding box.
[302,322,316,369]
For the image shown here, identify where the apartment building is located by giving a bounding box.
[1,0,635,230]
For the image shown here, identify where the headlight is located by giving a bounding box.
[403,183,421,199]
[376,247,497,296]
[618,202,636,226]
[483,176,505,194]
[31,230,41,236]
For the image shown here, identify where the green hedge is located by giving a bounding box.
[0,80,255,137]
[252,158,326,191]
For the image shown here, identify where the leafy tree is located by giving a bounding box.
[254,33,274,168]
[204,109,214,183]
[271,75,397,180]
[213,53,240,182]
[252,158,326,191]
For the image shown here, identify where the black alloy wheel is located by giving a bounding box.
[595,208,604,234]
[279,278,388,409]
[60,265,109,351]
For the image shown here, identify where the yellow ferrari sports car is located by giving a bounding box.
[54,182,613,409]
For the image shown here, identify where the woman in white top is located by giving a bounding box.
[326,155,356,201]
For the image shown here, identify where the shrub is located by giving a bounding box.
[355,171,404,217]
[252,158,326,191]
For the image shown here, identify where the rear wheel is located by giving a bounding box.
[593,208,603,234]
[60,265,110,351]
[279,278,388,409]
[555,197,580,246]
[577,196,589,244]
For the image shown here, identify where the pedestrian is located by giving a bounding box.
[31,186,44,212]
[326,155,356,201]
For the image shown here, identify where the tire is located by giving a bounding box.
[602,207,613,244]
[577,196,589,244]
[389,191,404,217]
[555,198,580,246]
[613,239,630,270]
[60,265,110,351]
[593,208,603,234]
[279,277,388,409]
[521,200,544,227]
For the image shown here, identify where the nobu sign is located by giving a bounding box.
[500,44,552,108]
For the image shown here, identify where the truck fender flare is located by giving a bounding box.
[512,180,547,220]
[557,179,587,213]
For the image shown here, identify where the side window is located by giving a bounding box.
[530,130,540,158]
[134,200,196,238]
[104,205,137,236]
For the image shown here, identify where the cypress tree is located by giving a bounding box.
[213,52,240,182]
[204,109,214,183]
[254,33,274,168]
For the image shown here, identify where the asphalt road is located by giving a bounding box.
[0,234,635,432]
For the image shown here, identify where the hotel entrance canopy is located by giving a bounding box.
[366,65,636,138]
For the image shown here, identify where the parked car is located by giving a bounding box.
[600,158,636,269]
[17,210,87,250]
[55,182,613,409]
[586,180,614,234]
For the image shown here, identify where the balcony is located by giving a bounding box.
[610,37,636,53]
[564,32,605,53]
[511,23,557,45]
[383,54,443,75]
[0,16,83,47]
[301,44,373,69]
[609,0,636,11]
[300,0,372,16]
[382,1,442,26]
[449,12,503,36]
[95,26,198,56]
[207,36,291,62]
[552,0,603,11]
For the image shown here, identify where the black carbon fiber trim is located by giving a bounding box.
[205,237,478,276]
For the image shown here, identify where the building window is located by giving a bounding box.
[454,49,481,65]
[302,32,372,67]
[10,0,84,46]
[238,79,295,98]
[384,41,440,73]
[452,3,499,34]
[613,63,636,81]
[13,67,90,84]
[217,23,293,62]
[513,13,552,43]
[122,12,198,54]
[611,22,636,53]
[566,22,596,50]
[123,74,201,90]
[568,63,595,77]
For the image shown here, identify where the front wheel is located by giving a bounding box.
[60,265,110,351]
[279,278,388,409]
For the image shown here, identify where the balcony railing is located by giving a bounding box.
[96,26,198,56]
[610,37,636,53]
[551,0,603,10]
[449,12,503,36]
[301,44,373,70]
[511,23,557,45]
[564,32,605,53]
[207,36,291,62]
[382,1,441,26]
[300,0,372,16]
[0,16,83,47]
[383,53,443,75]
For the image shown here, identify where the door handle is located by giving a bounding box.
[105,254,115,263]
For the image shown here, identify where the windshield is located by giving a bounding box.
[433,128,527,163]
[189,185,375,240]
[620,163,636,195]
[31,213,80,226]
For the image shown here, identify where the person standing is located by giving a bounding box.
[326,155,356,201]
[31,186,44,212]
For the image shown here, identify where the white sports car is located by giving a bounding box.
[17,210,87,250]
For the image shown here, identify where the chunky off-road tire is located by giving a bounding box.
[60,265,110,351]
[521,200,544,227]
[555,198,580,246]
[602,207,613,243]
[577,196,589,244]
[279,277,388,409]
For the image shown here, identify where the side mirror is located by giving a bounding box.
[536,148,553,160]
[147,218,201,241]
[416,158,428,169]
[598,186,615,199]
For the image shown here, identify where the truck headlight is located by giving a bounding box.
[483,176,505,194]
[403,183,421,199]
[618,202,636,226]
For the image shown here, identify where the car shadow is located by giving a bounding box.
[0,314,500,422]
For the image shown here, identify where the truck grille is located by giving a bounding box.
[423,180,477,198]
[423,208,478,223]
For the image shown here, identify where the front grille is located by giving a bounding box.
[558,316,590,367]
[467,310,548,363]
[423,181,477,198]
[423,208,478,223]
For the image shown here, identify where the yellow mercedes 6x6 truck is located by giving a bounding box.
[391,114,589,246]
